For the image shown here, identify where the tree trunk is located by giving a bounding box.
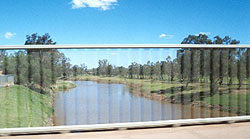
[180,50,184,82]
[190,49,194,82]
[27,50,32,85]
[237,49,241,89]
[200,49,204,82]
[16,52,21,85]
[170,62,174,81]
[51,49,56,85]
[228,49,233,85]
[210,49,215,95]
[39,51,44,94]
[3,51,8,75]
[219,50,223,85]
[246,49,249,79]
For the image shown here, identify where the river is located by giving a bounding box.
[54,81,232,126]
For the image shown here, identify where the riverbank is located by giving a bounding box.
[0,80,77,129]
[70,75,250,115]
[0,85,53,128]
[52,80,77,92]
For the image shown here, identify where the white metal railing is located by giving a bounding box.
[0,44,250,136]
[0,116,250,136]
[0,44,249,49]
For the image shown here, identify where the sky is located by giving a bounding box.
[1,0,250,68]
[59,48,177,68]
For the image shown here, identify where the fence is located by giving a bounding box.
[0,75,14,86]
[0,45,250,135]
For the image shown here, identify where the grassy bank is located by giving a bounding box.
[52,80,77,92]
[0,85,53,128]
[203,90,250,115]
[0,80,76,129]
[71,75,250,115]
[70,75,185,92]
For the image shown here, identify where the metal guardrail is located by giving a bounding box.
[0,44,250,49]
[0,44,250,136]
[0,116,250,136]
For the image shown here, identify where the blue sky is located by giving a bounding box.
[60,48,177,68]
[1,0,250,68]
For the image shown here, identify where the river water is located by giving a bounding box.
[54,81,232,126]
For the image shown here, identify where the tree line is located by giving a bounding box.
[88,34,249,90]
[0,33,78,93]
[0,33,249,94]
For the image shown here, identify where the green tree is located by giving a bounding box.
[3,51,8,75]
[180,34,240,90]
[107,64,113,77]
[25,33,56,93]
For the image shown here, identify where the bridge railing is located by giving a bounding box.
[0,44,249,135]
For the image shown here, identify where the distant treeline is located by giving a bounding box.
[0,33,249,94]
[87,34,249,89]
[88,48,249,84]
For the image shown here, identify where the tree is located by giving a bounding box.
[190,49,195,82]
[118,66,127,78]
[180,34,240,91]
[181,34,212,83]
[181,34,212,44]
[246,49,250,79]
[97,59,109,76]
[72,65,79,78]
[107,64,113,77]
[25,33,56,93]
[25,33,56,45]
[128,62,140,79]
[160,61,167,80]
[3,51,8,75]
[236,48,244,88]
[213,36,223,44]
[61,54,71,79]
[51,49,56,84]
[139,65,144,79]
[213,36,240,85]
[210,49,215,94]
[80,63,87,74]
[177,49,185,82]
[15,52,21,85]
[0,50,4,71]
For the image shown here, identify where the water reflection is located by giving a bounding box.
[54,81,234,126]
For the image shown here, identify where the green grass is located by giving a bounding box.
[52,80,77,92]
[204,91,250,115]
[71,75,186,92]
[0,85,53,128]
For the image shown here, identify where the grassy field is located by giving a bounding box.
[71,75,250,115]
[0,80,76,129]
[203,90,250,115]
[0,85,53,128]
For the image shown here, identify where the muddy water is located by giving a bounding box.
[54,81,232,126]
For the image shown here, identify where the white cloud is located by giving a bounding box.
[110,52,118,55]
[159,33,167,38]
[195,32,211,36]
[71,0,118,10]
[4,32,16,39]
[159,33,174,39]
